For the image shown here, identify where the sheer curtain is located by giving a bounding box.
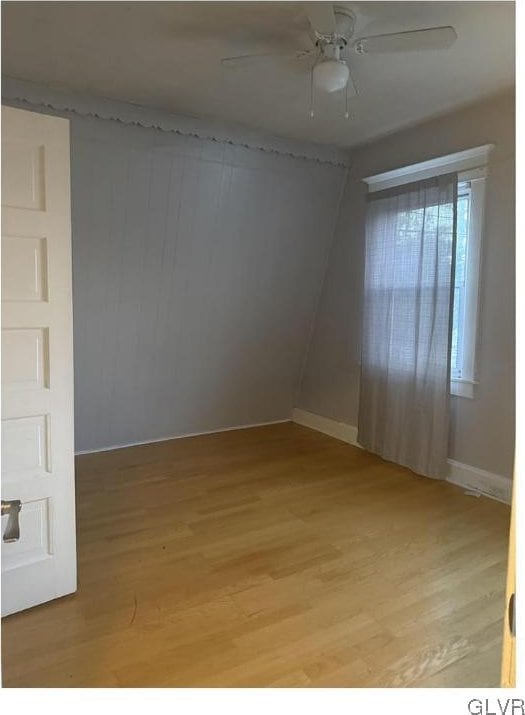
[357,173,457,479]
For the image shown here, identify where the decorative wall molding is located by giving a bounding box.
[2,76,352,169]
[292,408,511,504]
[75,419,290,456]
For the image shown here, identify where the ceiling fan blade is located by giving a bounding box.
[304,2,337,36]
[221,50,314,68]
[354,26,457,55]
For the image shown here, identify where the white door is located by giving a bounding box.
[1,105,76,616]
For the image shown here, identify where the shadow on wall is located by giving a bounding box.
[296,91,515,479]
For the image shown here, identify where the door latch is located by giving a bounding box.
[508,591,516,637]
[1,500,22,543]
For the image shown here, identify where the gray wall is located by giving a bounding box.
[66,115,346,452]
[298,91,515,478]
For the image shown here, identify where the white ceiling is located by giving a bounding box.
[1,1,515,149]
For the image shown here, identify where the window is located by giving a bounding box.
[451,183,471,377]
[364,188,455,380]
[450,172,485,397]
[363,145,491,399]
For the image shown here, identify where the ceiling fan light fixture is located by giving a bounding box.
[313,59,349,93]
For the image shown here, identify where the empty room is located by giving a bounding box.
[0,0,516,693]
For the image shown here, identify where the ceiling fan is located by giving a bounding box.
[220,3,457,105]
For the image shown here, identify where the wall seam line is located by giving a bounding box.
[292,166,351,411]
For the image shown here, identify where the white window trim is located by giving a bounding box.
[450,168,486,398]
[363,147,492,399]
[362,144,494,193]
[450,378,476,399]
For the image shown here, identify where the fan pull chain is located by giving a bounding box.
[309,66,315,118]
[345,80,350,120]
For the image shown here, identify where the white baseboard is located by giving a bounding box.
[75,418,291,456]
[292,408,360,447]
[292,408,511,505]
[446,459,512,504]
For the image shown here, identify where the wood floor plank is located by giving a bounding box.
[1,423,510,687]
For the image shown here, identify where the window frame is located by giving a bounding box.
[450,167,486,398]
[363,145,493,399]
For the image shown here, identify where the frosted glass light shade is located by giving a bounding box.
[313,60,349,93]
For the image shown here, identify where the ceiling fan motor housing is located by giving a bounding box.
[312,8,355,93]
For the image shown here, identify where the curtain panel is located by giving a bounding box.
[357,173,458,479]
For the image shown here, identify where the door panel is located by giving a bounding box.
[2,414,50,478]
[1,105,76,616]
[2,235,48,302]
[1,141,46,211]
[2,327,49,390]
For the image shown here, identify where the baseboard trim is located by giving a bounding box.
[292,408,360,447]
[75,418,291,456]
[446,459,511,505]
[292,408,511,504]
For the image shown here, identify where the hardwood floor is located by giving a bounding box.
[1,423,510,687]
